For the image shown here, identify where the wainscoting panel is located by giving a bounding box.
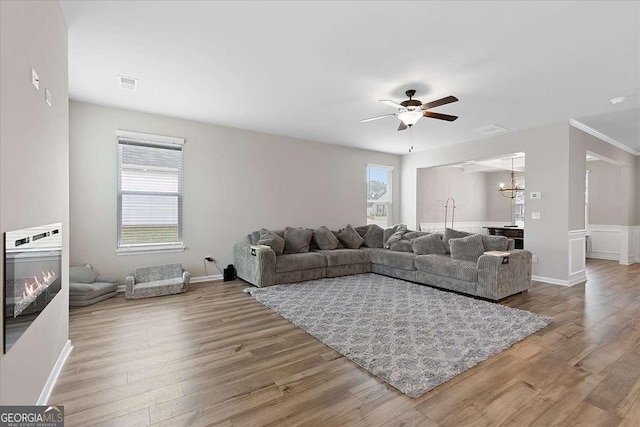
[587,224,620,261]
[568,230,587,286]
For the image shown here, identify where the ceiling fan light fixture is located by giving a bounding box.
[398,110,422,126]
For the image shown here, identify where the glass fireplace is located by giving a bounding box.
[4,223,62,353]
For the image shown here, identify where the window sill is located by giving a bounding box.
[116,243,186,256]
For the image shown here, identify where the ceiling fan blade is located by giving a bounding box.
[423,111,458,122]
[361,113,396,123]
[380,99,404,109]
[421,95,459,110]
[397,122,408,131]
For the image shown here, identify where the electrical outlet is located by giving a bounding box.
[530,192,541,200]
[531,211,541,220]
[204,256,214,263]
[532,255,538,263]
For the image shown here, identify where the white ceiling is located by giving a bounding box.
[60,1,640,155]
[576,107,640,152]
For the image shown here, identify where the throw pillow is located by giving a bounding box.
[411,233,447,255]
[283,227,313,254]
[385,224,407,249]
[482,234,509,252]
[450,234,485,262]
[383,225,400,247]
[362,224,384,248]
[250,230,261,245]
[257,228,285,255]
[402,231,430,240]
[331,231,346,248]
[338,224,364,249]
[69,265,98,284]
[389,240,413,252]
[443,228,472,253]
[355,224,372,237]
[313,226,339,250]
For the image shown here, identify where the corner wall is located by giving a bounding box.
[69,102,401,281]
[0,1,70,404]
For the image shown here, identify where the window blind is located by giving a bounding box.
[117,134,183,249]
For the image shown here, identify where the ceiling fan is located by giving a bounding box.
[361,90,459,131]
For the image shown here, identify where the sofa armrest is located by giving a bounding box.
[182,270,191,286]
[476,250,532,300]
[96,275,117,284]
[125,275,135,298]
[233,242,276,287]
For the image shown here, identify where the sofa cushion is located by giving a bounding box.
[69,265,98,284]
[443,228,472,253]
[411,233,447,255]
[450,234,485,262]
[338,224,364,249]
[276,252,327,273]
[402,231,430,240]
[482,234,509,251]
[362,224,384,248]
[135,263,182,283]
[257,228,285,255]
[385,224,407,248]
[415,254,478,282]
[283,227,313,254]
[389,240,413,253]
[313,226,339,250]
[69,282,118,300]
[316,249,371,267]
[355,224,372,237]
[370,249,417,271]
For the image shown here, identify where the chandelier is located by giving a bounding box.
[498,157,524,199]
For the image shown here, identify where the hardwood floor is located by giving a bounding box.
[50,259,640,426]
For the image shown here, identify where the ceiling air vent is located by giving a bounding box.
[118,75,138,91]
[473,124,508,136]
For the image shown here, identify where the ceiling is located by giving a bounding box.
[444,153,525,173]
[60,1,640,155]
[576,107,640,153]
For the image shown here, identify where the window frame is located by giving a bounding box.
[116,130,185,255]
[366,164,394,228]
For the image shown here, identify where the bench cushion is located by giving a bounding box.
[276,252,327,273]
[415,254,478,282]
[135,263,182,282]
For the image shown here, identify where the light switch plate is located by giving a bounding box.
[45,88,52,107]
[532,255,538,263]
[531,211,541,220]
[530,192,541,200]
[31,68,39,90]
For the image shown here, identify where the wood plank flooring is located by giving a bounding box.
[50,259,640,426]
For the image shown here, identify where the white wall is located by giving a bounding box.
[0,1,69,404]
[486,170,516,223]
[588,160,621,225]
[69,102,401,281]
[402,122,573,283]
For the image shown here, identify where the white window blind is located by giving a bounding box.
[367,165,393,228]
[117,131,184,252]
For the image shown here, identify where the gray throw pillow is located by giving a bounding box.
[331,231,346,249]
[482,234,509,252]
[362,224,384,248]
[283,227,313,254]
[450,234,485,262]
[385,224,407,249]
[69,265,98,284]
[402,231,430,240]
[313,226,339,250]
[338,224,364,249]
[257,228,285,255]
[389,240,413,253]
[355,224,372,237]
[443,228,472,253]
[411,233,447,255]
[383,225,400,247]
[250,230,261,245]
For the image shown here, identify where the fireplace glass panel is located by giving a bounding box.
[4,223,62,353]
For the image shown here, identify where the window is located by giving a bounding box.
[367,165,393,228]
[117,131,184,254]
[513,177,525,227]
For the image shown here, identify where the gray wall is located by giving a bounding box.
[69,102,401,281]
[0,1,69,404]
[588,160,622,225]
[401,122,572,281]
[416,168,514,224]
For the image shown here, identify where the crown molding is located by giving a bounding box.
[570,119,639,156]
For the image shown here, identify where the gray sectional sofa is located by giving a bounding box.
[234,225,532,301]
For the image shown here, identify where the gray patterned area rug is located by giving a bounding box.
[246,273,552,398]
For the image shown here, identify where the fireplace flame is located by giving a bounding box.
[21,270,57,301]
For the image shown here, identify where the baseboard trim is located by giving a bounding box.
[191,274,223,284]
[587,251,619,261]
[37,339,73,405]
[532,275,571,287]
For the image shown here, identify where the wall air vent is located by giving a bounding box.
[473,124,508,136]
[118,75,138,91]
